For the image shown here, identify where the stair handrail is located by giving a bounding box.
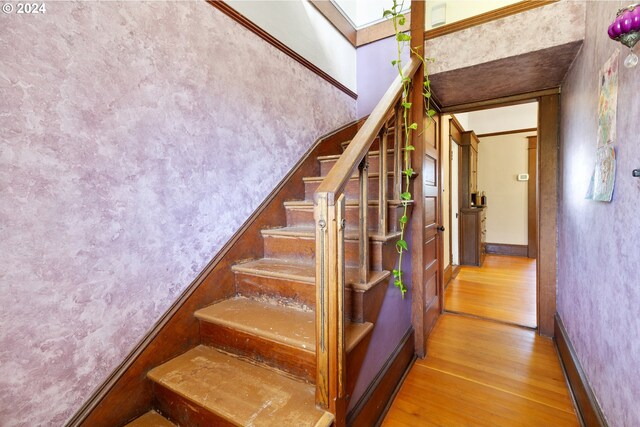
[312,56,421,425]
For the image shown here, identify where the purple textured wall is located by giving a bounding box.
[356,36,410,118]
[558,1,640,426]
[0,2,354,425]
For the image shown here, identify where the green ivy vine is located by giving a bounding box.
[384,0,435,297]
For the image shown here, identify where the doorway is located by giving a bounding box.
[442,102,539,329]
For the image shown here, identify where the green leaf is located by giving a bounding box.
[396,32,411,42]
[408,122,418,130]
[424,91,431,99]
[402,102,412,109]
[402,77,411,83]
[400,215,408,224]
[392,269,400,278]
[391,60,397,66]
[400,191,411,200]
[394,279,403,288]
[404,167,414,176]
[405,145,415,151]
[383,9,393,18]
[398,16,406,26]
[396,239,408,251]
[427,109,436,117]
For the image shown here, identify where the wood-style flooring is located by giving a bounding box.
[382,314,578,426]
[445,255,537,327]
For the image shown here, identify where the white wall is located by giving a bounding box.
[228,0,357,92]
[465,102,538,135]
[478,132,534,245]
[425,0,520,29]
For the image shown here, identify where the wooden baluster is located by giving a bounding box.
[393,104,403,200]
[359,155,369,285]
[379,127,388,235]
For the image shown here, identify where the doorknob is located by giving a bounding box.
[437,226,445,232]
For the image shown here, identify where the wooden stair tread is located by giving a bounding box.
[283,199,411,208]
[232,258,391,291]
[148,345,333,427]
[124,410,175,427]
[261,225,359,240]
[317,148,401,161]
[302,171,392,183]
[195,297,373,353]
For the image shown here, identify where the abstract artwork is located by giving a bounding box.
[587,50,618,202]
[597,49,619,147]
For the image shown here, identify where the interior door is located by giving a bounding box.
[412,111,442,357]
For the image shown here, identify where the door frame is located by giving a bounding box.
[437,91,560,337]
[448,115,465,276]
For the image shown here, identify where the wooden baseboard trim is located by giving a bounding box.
[66,119,363,427]
[554,314,608,427]
[424,0,558,40]
[476,127,537,138]
[347,328,415,427]
[206,1,357,100]
[443,264,452,286]
[485,243,528,257]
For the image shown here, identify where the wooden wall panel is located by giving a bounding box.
[537,95,559,337]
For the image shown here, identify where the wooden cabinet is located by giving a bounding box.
[460,207,486,266]
[459,131,479,208]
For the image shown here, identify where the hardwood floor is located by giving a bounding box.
[445,255,537,327]
[382,314,578,426]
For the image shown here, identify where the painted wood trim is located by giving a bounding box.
[206,1,357,100]
[440,88,560,114]
[356,13,412,47]
[346,329,415,427]
[66,119,364,427]
[537,94,559,337]
[308,0,357,46]
[484,243,528,257]
[476,127,537,138]
[424,0,558,40]
[554,314,609,427]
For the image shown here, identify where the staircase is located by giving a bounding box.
[123,137,404,426]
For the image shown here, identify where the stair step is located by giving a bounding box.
[283,199,406,232]
[195,297,373,381]
[260,226,360,265]
[303,172,393,201]
[232,258,391,322]
[148,345,333,427]
[318,150,395,176]
[125,411,175,427]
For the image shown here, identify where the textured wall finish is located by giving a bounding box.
[425,0,585,75]
[0,2,355,425]
[558,1,640,426]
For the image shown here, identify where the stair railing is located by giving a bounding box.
[313,56,420,424]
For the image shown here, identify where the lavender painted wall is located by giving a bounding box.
[558,1,640,426]
[356,36,410,118]
[0,2,355,425]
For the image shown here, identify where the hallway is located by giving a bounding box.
[382,315,578,426]
[382,255,578,426]
[445,255,537,328]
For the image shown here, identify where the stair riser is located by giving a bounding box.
[200,322,315,382]
[304,176,393,201]
[286,204,406,232]
[234,271,354,319]
[263,235,360,266]
[286,205,378,229]
[320,152,394,176]
[153,383,235,427]
[235,272,316,308]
